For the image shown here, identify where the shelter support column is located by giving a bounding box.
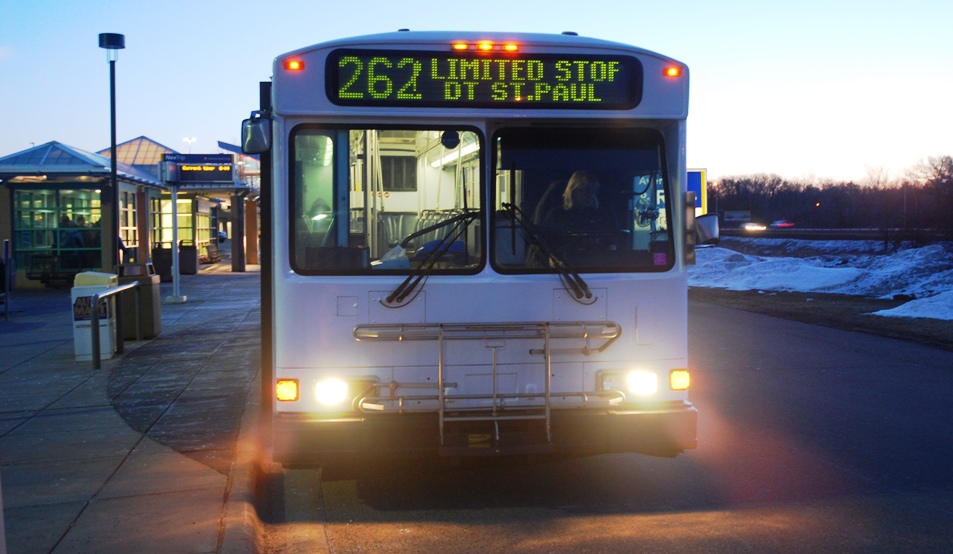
[136,188,149,263]
[231,190,247,272]
[244,198,259,265]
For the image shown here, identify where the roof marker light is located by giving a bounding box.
[284,59,305,71]
[450,41,519,53]
[663,65,682,78]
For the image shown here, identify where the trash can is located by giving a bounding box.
[71,271,118,361]
[116,262,162,339]
[152,246,173,282]
[179,241,198,275]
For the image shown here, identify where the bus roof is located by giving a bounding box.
[277,30,681,65]
[271,30,688,118]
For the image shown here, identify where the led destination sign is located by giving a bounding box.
[327,49,643,109]
[162,154,235,183]
[177,163,234,182]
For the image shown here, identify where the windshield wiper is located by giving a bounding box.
[501,203,592,303]
[385,211,478,306]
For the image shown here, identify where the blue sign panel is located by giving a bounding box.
[687,169,707,212]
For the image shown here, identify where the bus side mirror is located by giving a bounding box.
[241,111,271,154]
[696,214,719,246]
[684,192,719,265]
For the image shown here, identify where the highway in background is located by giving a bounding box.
[721,226,945,242]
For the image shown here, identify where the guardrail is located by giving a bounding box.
[89,281,141,370]
[721,227,947,241]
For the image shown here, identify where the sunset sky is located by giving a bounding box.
[2,0,951,182]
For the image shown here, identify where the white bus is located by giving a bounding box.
[243,30,718,466]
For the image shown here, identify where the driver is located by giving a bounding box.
[542,170,616,232]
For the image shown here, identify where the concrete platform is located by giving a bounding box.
[0,264,262,553]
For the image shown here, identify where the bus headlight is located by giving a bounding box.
[314,378,349,406]
[626,370,658,396]
[598,369,666,397]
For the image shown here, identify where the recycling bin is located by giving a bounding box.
[116,262,162,339]
[71,271,118,361]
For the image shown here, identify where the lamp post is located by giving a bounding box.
[99,33,124,269]
[183,137,197,153]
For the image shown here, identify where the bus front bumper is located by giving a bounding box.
[272,401,696,465]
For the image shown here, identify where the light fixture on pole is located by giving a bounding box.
[99,32,124,269]
[183,137,197,153]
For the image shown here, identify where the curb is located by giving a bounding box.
[220,372,264,553]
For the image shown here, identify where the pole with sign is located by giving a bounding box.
[164,183,186,304]
[159,153,241,293]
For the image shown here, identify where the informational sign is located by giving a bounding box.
[73,295,108,321]
[327,49,643,109]
[162,154,235,183]
[724,211,751,222]
[687,169,707,214]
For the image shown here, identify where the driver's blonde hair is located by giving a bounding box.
[563,170,600,210]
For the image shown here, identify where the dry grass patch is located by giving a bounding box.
[689,287,953,352]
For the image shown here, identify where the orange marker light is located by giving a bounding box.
[670,370,691,391]
[503,43,519,52]
[663,66,682,78]
[452,42,469,51]
[284,59,305,71]
[276,379,299,401]
[477,41,494,51]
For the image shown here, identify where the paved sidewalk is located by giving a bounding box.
[0,265,263,554]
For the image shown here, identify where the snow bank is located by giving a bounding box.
[689,239,953,321]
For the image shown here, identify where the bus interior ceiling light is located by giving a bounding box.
[431,142,480,167]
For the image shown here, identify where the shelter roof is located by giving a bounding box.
[0,141,165,187]
[97,136,179,181]
[0,140,165,188]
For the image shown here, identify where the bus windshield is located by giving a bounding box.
[492,127,674,273]
[290,127,482,274]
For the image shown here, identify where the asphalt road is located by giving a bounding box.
[261,300,953,553]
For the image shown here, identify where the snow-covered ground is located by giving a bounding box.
[688,238,953,321]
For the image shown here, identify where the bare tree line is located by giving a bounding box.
[709,155,953,238]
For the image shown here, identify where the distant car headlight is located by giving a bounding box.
[314,378,349,406]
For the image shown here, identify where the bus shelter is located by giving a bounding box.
[0,141,166,289]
